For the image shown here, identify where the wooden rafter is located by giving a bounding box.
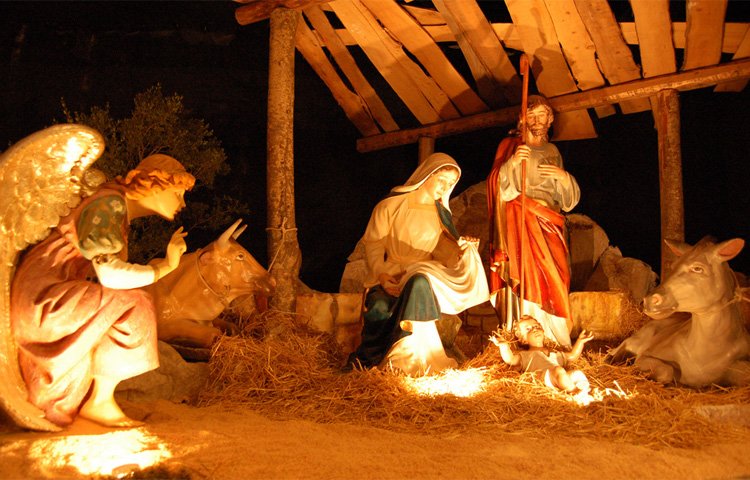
[433,0,520,108]
[295,19,381,136]
[505,0,596,140]
[329,0,458,124]
[715,25,750,92]
[356,58,750,152]
[302,6,398,132]
[359,0,488,116]
[327,22,750,54]
[573,0,651,114]
[683,0,728,70]
[235,0,330,25]
[543,0,615,118]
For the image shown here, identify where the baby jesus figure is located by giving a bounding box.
[493,315,594,394]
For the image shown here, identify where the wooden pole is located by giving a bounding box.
[267,7,302,315]
[417,136,435,164]
[654,89,685,278]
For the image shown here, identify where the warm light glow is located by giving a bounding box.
[26,427,172,478]
[62,137,85,171]
[402,367,490,397]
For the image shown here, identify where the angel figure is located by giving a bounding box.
[0,124,195,430]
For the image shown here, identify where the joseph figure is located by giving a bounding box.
[486,95,580,347]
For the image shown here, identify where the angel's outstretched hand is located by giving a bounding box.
[166,227,188,268]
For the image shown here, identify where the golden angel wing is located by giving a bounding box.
[0,124,104,431]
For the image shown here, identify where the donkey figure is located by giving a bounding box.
[607,237,750,387]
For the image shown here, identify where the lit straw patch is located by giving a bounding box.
[27,427,172,478]
[402,367,489,397]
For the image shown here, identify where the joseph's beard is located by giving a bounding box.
[527,127,549,142]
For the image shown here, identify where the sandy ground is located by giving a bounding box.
[1,399,750,480]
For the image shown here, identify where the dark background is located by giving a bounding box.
[1,1,748,292]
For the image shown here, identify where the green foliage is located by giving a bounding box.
[61,84,248,262]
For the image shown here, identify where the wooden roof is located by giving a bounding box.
[234,0,750,152]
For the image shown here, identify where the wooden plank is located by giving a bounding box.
[360,0,488,115]
[630,0,676,113]
[573,0,650,114]
[630,0,676,78]
[543,0,614,118]
[620,22,749,53]
[715,26,750,91]
[328,21,750,52]
[434,0,520,107]
[505,0,597,140]
[303,6,398,132]
[235,0,330,25]
[683,0,728,70]
[328,0,452,124]
[295,20,381,136]
[402,4,445,26]
[356,58,750,152]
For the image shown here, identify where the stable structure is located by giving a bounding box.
[234,0,749,296]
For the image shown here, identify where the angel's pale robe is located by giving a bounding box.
[11,185,158,426]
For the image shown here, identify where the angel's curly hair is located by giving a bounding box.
[116,153,195,200]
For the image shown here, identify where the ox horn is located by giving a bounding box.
[218,218,244,247]
[233,224,248,239]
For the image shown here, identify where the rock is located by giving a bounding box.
[116,341,209,404]
[585,246,658,303]
[567,214,610,292]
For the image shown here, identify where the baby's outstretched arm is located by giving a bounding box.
[490,337,521,366]
[566,330,594,362]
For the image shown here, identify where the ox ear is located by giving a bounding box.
[218,219,244,248]
[715,238,745,262]
[664,239,691,257]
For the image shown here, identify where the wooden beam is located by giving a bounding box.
[356,58,750,152]
[574,0,651,114]
[715,26,750,91]
[543,0,614,119]
[630,0,677,115]
[505,0,596,140]
[360,0,488,116]
[683,0,728,70]
[329,0,454,124]
[328,21,750,53]
[295,19,381,136]
[235,0,330,25]
[302,6,398,133]
[434,0,520,107]
[654,89,684,278]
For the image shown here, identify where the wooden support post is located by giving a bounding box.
[417,136,435,164]
[267,7,301,315]
[654,89,685,278]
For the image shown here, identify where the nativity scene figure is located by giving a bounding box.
[346,152,489,376]
[607,237,750,387]
[493,315,593,395]
[0,124,195,431]
[146,217,276,350]
[487,95,580,347]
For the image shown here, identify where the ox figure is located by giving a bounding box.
[607,237,750,387]
[145,218,276,348]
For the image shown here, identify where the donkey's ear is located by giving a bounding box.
[664,238,691,257]
[715,238,745,262]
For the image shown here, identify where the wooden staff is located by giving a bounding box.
[517,54,530,323]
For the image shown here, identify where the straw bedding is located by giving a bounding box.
[198,310,750,450]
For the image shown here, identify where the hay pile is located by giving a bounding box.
[198,310,750,449]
